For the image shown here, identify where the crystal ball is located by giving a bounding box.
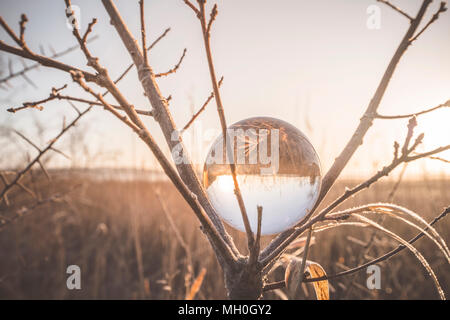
[203,117,321,235]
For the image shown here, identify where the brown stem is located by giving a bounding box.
[196,0,254,253]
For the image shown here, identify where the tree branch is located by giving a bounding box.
[0,36,98,85]
[0,39,97,82]
[155,48,187,77]
[260,116,448,267]
[375,98,450,119]
[70,70,238,267]
[377,0,414,21]
[101,0,240,263]
[195,0,254,254]
[0,107,91,203]
[260,0,436,265]
[249,206,263,266]
[182,76,223,132]
[6,86,153,117]
[409,1,447,43]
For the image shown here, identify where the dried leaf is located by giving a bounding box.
[285,257,329,300]
[305,260,329,300]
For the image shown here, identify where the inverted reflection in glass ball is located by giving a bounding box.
[203,117,321,235]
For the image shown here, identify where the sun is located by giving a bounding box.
[415,109,450,173]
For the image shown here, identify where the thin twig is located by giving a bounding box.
[297,227,313,288]
[428,156,450,164]
[195,0,254,253]
[182,76,223,132]
[375,99,450,119]
[0,107,91,203]
[0,15,97,82]
[409,1,447,43]
[0,36,98,85]
[249,206,263,265]
[183,0,200,15]
[7,89,153,116]
[377,0,414,21]
[155,48,187,77]
[207,4,218,35]
[139,0,149,67]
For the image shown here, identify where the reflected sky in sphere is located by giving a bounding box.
[203,117,321,235]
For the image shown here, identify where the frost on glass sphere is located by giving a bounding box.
[203,117,321,235]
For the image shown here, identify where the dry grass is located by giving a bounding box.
[0,172,448,299]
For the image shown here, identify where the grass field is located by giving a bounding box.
[0,172,448,299]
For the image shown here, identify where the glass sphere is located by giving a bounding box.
[203,117,321,235]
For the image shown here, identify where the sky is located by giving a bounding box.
[0,0,449,179]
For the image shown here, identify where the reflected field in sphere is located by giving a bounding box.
[203,117,322,235]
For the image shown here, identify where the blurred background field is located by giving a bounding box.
[0,170,448,300]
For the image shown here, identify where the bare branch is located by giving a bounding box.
[0,107,91,203]
[207,4,218,35]
[13,130,73,163]
[109,28,170,86]
[82,18,97,44]
[410,1,447,43]
[375,98,450,119]
[196,0,254,252]
[428,156,450,164]
[13,130,41,152]
[295,227,313,292]
[261,0,436,264]
[182,76,223,132]
[318,0,432,204]
[6,87,153,117]
[0,36,98,85]
[70,69,237,267]
[19,14,28,48]
[148,28,170,51]
[19,67,38,89]
[139,0,149,67]
[249,206,263,265]
[405,145,450,162]
[183,0,200,16]
[0,39,97,82]
[260,116,448,267]
[0,16,22,47]
[101,0,240,261]
[377,0,414,21]
[155,48,187,77]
